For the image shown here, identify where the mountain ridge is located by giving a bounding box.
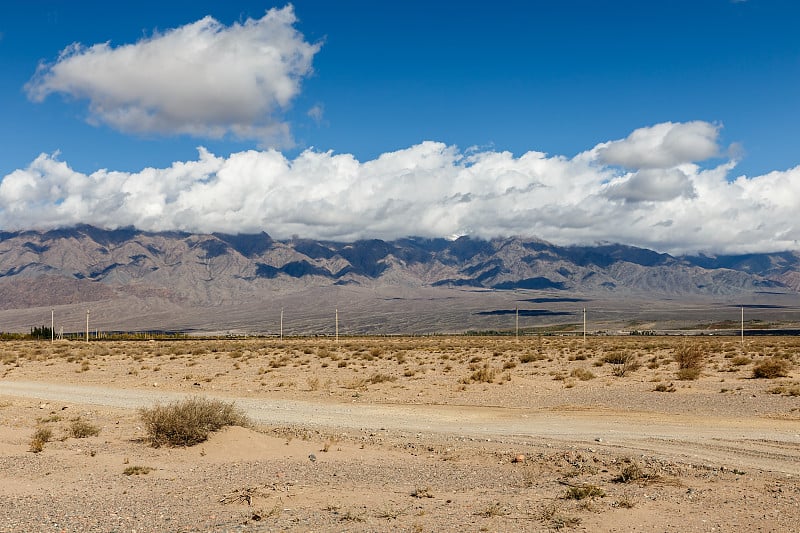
[0,225,797,304]
[0,225,798,334]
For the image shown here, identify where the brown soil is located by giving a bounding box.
[1,336,799,531]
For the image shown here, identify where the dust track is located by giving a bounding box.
[2,379,799,474]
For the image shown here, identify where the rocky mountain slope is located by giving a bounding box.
[0,225,797,333]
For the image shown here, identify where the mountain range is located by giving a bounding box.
[0,225,798,334]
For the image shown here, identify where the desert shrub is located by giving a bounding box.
[519,351,545,363]
[676,367,702,380]
[602,352,629,365]
[569,368,596,381]
[123,465,153,475]
[613,461,650,483]
[68,418,100,438]
[139,396,249,447]
[768,383,800,396]
[538,503,581,529]
[474,501,509,518]
[674,343,705,380]
[411,486,434,499]
[369,347,384,358]
[752,357,792,379]
[29,426,53,453]
[467,364,496,383]
[368,373,396,384]
[614,495,636,508]
[607,353,640,377]
[653,382,676,393]
[563,484,605,500]
[343,377,368,390]
[306,376,320,391]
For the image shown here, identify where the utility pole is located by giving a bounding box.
[85,310,89,343]
[51,308,54,344]
[741,306,744,346]
[335,308,339,343]
[583,307,587,343]
[280,308,284,339]
[515,305,519,340]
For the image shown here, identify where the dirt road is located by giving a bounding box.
[2,379,798,475]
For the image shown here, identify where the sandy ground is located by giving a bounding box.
[0,336,799,532]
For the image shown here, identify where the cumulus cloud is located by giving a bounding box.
[596,121,721,168]
[25,5,320,146]
[1,120,799,255]
[603,168,696,203]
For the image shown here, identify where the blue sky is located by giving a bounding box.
[0,1,799,254]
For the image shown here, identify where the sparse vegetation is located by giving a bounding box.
[768,382,800,396]
[411,486,434,499]
[368,373,396,384]
[613,494,636,508]
[123,465,153,475]
[613,461,650,483]
[752,357,792,379]
[653,382,676,392]
[569,367,596,381]
[474,501,508,518]
[68,417,100,438]
[139,396,250,447]
[3,334,800,530]
[674,343,706,380]
[563,484,605,500]
[606,353,641,377]
[464,364,496,383]
[29,426,53,453]
[538,503,581,530]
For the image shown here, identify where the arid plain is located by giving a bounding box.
[0,335,798,531]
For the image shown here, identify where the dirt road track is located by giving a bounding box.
[2,379,799,475]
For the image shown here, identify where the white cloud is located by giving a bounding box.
[2,120,799,255]
[307,104,324,125]
[596,121,721,168]
[603,168,696,203]
[25,5,320,147]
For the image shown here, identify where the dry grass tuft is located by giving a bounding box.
[538,503,581,530]
[653,382,677,393]
[139,396,249,447]
[465,364,496,384]
[68,418,100,438]
[768,382,800,396]
[29,426,53,453]
[368,373,396,385]
[613,460,653,483]
[606,353,641,377]
[563,484,605,500]
[411,486,434,499]
[569,367,596,381]
[752,357,792,379]
[474,501,509,518]
[674,343,706,380]
[123,465,153,475]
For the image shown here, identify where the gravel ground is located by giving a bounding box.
[0,336,799,531]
